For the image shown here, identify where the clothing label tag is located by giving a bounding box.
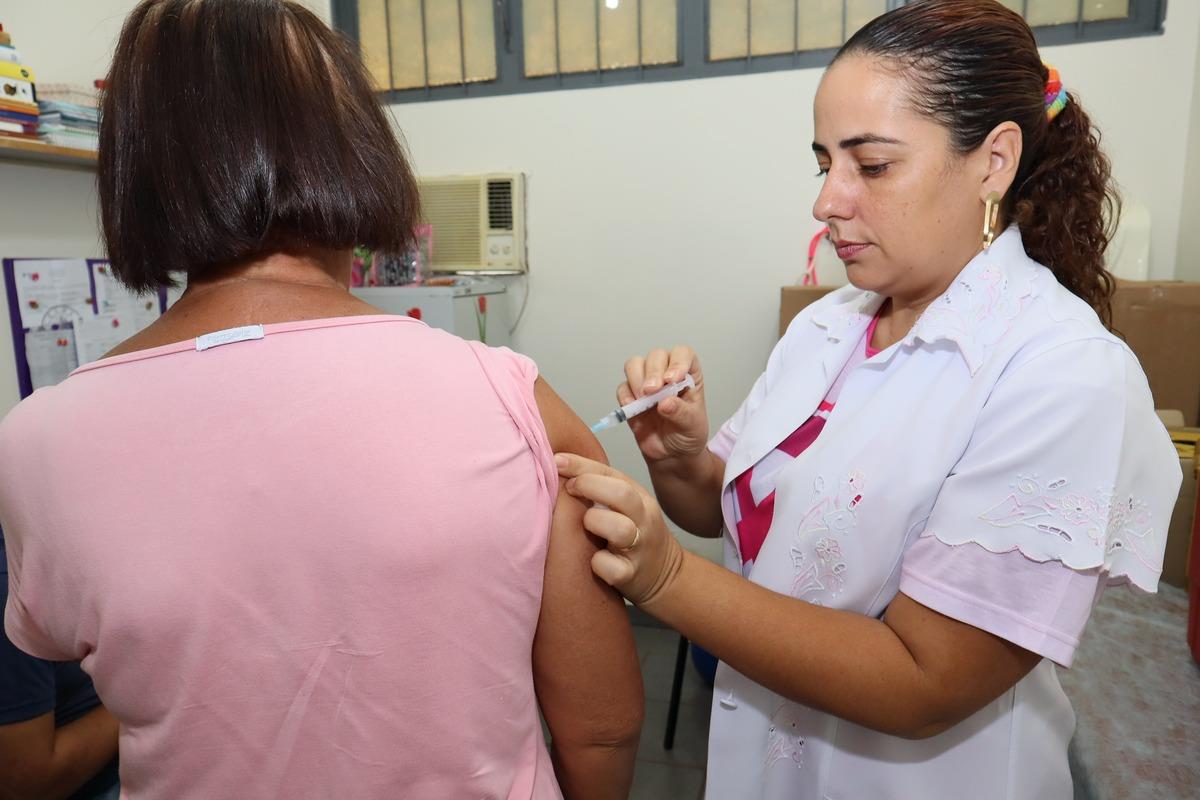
[195,325,265,352]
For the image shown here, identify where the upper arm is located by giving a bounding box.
[531,378,644,746]
[0,711,55,796]
[882,592,1041,738]
[0,571,58,791]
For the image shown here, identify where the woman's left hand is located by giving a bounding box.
[555,452,685,606]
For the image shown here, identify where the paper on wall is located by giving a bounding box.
[74,313,129,366]
[11,259,95,329]
[93,262,161,330]
[24,327,79,390]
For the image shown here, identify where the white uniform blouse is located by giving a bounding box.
[704,227,1180,800]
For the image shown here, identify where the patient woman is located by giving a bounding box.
[0,1,642,798]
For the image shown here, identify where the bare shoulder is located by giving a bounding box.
[533,376,608,465]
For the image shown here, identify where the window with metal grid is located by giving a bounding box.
[331,0,1165,103]
[708,1,1137,61]
[522,0,679,77]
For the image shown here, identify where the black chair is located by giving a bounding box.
[663,634,690,750]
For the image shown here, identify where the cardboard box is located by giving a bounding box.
[780,285,840,339]
[1111,281,1200,426]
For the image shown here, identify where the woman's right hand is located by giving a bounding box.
[620,346,710,464]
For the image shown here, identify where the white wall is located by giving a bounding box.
[387,70,828,511]
[1,1,1197,503]
[1177,7,1200,283]
[387,2,1200,496]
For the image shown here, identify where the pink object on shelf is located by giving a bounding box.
[804,227,829,286]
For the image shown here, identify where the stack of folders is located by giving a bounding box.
[0,66,38,140]
[0,22,38,140]
[37,83,100,151]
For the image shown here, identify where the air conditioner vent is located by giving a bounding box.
[487,180,514,231]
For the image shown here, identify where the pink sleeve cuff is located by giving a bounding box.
[707,421,737,463]
[899,567,1082,668]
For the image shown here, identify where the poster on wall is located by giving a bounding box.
[3,258,167,400]
[10,259,94,329]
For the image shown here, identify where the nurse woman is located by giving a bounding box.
[555,1,1181,798]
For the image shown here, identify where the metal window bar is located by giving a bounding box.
[532,0,665,80]
[383,0,395,90]
[553,0,561,83]
[330,0,1165,104]
[419,0,430,93]
[394,0,481,93]
[720,0,874,64]
[741,1,753,64]
[716,0,1144,63]
[458,0,469,92]
[594,0,601,76]
[546,0,657,83]
[792,0,799,66]
[637,0,644,78]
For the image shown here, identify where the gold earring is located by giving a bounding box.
[982,191,1002,250]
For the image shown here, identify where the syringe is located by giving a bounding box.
[590,374,696,433]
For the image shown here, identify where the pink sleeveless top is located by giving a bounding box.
[0,315,563,799]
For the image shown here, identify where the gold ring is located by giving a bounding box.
[622,527,642,551]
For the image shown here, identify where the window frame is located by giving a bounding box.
[330,0,1167,104]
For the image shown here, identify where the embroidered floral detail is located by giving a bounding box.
[791,562,825,596]
[815,537,842,562]
[981,474,1085,542]
[789,546,807,571]
[788,470,863,601]
[824,561,848,595]
[904,231,1038,375]
[811,292,881,343]
[810,230,1038,375]
[765,704,806,770]
[978,474,1157,567]
[1103,495,1159,571]
[823,509,855,532]
[1059,493,1100,525]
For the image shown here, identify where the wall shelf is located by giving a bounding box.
[0,136,97,169]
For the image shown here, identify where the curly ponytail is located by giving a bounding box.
[837,0,1121,328]
[1011,94,1120,327]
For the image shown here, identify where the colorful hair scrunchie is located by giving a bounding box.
[1044,64,1069,122]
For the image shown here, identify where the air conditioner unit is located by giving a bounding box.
[417,173,527,273]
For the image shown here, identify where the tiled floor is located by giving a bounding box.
[628,609,713,800]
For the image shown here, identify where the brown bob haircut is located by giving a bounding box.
[98,0,420,293]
